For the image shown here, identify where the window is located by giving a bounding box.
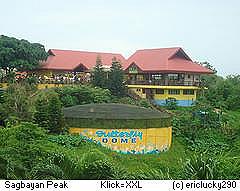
[142,88,145,94]
[129,66,138,74]
[188,74,191,78]
[136,88,141,92]
[168,89,180,95]
[156,89,164,94]
[136,75,143,81]
[151,74,162,80]
[183,89,194,95]
[168,74,178,80]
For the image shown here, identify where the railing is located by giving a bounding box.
[127,80,201,86]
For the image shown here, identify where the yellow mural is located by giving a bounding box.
[70,127,172,154]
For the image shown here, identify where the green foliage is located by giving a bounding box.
[184,153,221,179]
[172,103,231,153]
[218,156,240,180]
[91,56,107,88]
[34,90,65,134]
[48,135,86,148]
[107,57,126,97]
[0,89,4,103]
[200,74,240,110]
[184,154,222,180]
[0,156,26,179]
[0,83,34,123]
[80,160,116,179]
[112,97,153,108]
[0,122,47,171]
[130,169,170,180]
[165,97,178,110]
[199,61,217,74]
[55,85,112,107]
[0,35,48,74]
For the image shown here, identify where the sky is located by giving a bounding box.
[0,0,239,76]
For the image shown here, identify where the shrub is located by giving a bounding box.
[55,85,112,107]
[48,135,86,148]
[183,153,221,179]
[80,160,116,179]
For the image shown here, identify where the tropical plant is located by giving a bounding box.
[183,153,221,179]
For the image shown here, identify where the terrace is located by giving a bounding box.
[126,73,202,86]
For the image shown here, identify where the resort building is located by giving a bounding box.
[124,48,213,106]
[37,49,126,84]
[32,47,213,106]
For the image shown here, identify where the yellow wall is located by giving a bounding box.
[154,89,197,101]
[70,127,172,154]
[0,83,66,90]
[127,84,200,90]
[37,83,65,89]
[129,85,197,101]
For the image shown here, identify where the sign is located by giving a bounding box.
[96,130,143,144]
[70,127,172,154]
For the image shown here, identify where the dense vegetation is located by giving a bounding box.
[0,78,239,180]
[0,36,239,180]
[0,35,47,77]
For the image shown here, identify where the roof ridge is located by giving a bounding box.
[136,47,181,51]
[50,49,124,56]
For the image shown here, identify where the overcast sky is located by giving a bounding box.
[1,0,239,76]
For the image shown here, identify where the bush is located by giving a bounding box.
[80,160,116,179]
[1,83,34,122]
[48,135,86,148]
[55,85,112,107]
[183,153,221,179]
[0,122,47,172]
[165,98,177,110]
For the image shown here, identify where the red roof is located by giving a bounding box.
[41,49,126,71]
[125,47,213,74]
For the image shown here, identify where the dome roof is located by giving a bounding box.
[63,103,170,120]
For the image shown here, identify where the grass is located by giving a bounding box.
[46,134,189,179]
[43,109,240,179]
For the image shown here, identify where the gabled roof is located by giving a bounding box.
[125,47,213,74]
[40,49,126,71]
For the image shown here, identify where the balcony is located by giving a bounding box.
[126,80,201,86]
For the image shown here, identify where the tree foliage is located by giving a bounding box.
[34,90,64,134]
[200,74,240,110]
[199,61,217,74]
[0,83,34,124]
[55,85,112,107]
[0,35,48,73]
[91,55,107,88]
[107,57,126,97]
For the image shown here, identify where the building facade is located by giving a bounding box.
[124,48,213,106]
[32,47,213,106]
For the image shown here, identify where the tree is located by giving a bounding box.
[0,35,48,75]
[34,91,64,134]
[91,55,107,88]
[107,57,126,97]
[0,83,34,123]
[199,61,217,74]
